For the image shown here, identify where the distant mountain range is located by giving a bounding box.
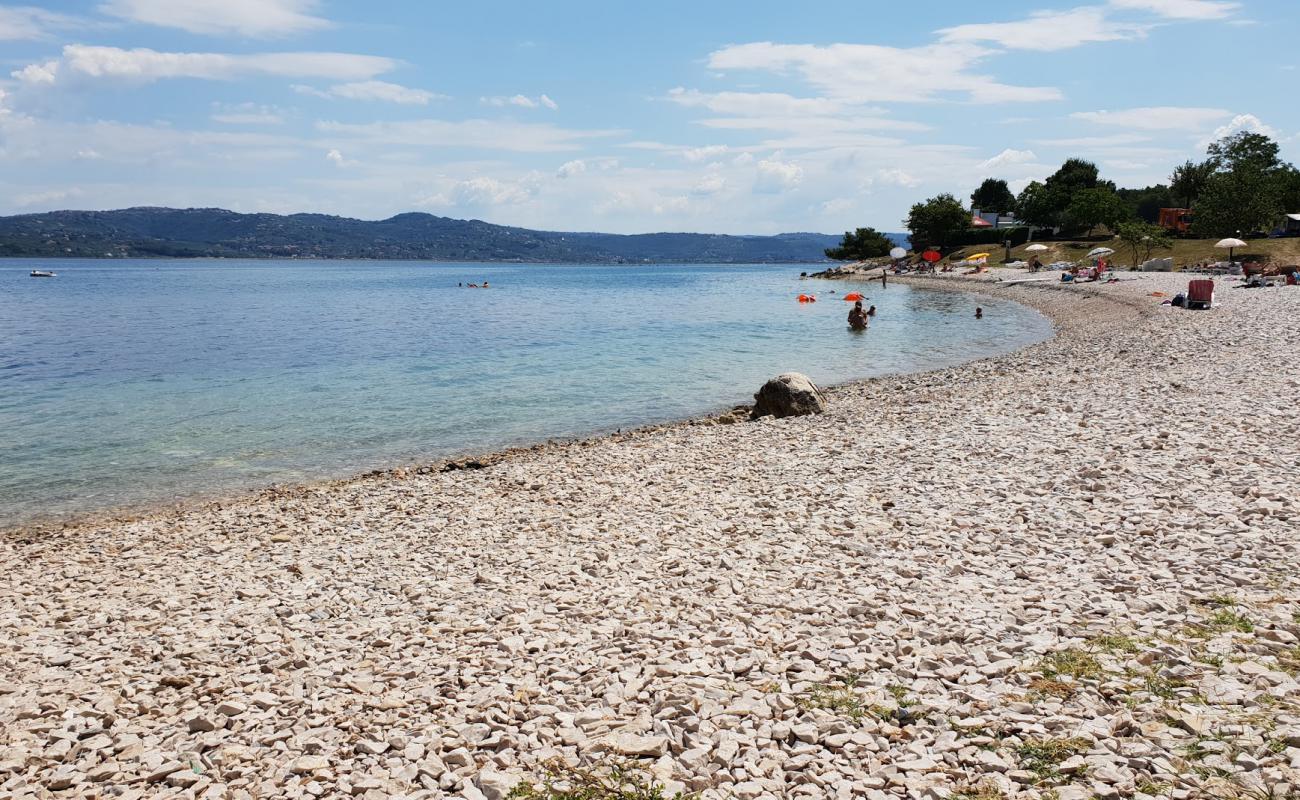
[0,207,905,264]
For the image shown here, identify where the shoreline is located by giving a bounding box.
[2,278,1054,537]
[3,270,1298,799]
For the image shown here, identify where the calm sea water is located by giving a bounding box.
[0,260,1052,524]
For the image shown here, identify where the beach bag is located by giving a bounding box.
[1171,293,1185,308]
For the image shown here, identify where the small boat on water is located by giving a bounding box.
[30,270,56,277]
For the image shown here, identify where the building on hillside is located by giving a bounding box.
[1275,213,1300,237]
[971,208,1020,229]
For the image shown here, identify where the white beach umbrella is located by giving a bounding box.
[1215,237,1247,261]
[1025,244,1049,252]
[889,246,907,260]
[1086,247,1115,258]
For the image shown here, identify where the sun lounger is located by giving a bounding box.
[1186,279,1214,310]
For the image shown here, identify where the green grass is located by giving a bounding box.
[1016,737,1090,784]
[1208,608,1255,633]
[1089,634,1142,654]
[1037,649,1105,681]
[1137,779,1171,796]
[508,760,696,800]
[797,674,872,721]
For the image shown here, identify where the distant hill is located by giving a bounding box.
[0,207,888,264]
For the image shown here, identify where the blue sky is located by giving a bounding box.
[1,0,1296,233]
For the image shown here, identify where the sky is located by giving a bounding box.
[0,0,1296,234]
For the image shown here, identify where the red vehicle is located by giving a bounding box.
[1159,208,1194,235]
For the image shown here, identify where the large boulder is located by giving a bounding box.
[751,372,827,419]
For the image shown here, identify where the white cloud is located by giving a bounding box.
[938,7,1148,51]
[556,159,586,178]
[211,103,285,125]
[692,174,727,196]
[98,0,330,37]
[683,144,729,162]
[755,157,803,193]
[0,6,83,40]
[294,80,442,106]
[874,168,921,189]
[325,148,354,167]
[15,187,83,207]
[317,118,618,153]
[428,175,542,207]
[1205,113,1280,145]
[708,42,1061,104]
[1108,0,1239,20]
[668,87,846,117]
[1071,106,1231,130]
[480,94,557,110]
[979,148,1037,170]
[13,45,396,87]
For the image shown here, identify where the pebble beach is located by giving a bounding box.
[2,271,1298,799]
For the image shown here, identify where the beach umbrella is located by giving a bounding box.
[889,247,907,260]
[1025,244,1049,253]
[1215,237,1247,261]
[843,292,864,302]
[921,250,941,263]
[1086,247,1115,258]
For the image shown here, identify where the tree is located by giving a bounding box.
[1116,185,1174,223]
[1017,158,1111,231]
[1116,221,1172,267]
[1192,131,1292,236]
[824,227,895,260]
[1064,187,1129,236]
[905,194,969,250]
[1276,165,1300,214]
[1014,181,1055,229]
[970,178,1017,214]
[1207,131,1282,174]
[1169,159,1216,207]
[1193,170,1280,236]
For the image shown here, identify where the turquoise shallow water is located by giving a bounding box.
[0,260,1053,523]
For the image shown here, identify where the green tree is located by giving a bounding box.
[1064,187,1129,236]
[970,178,1017,214]
[1191,131,1293,236]
[1116,185,1175,223]
[1116,221,1172,267]
[1014,181,1055,229]
[1193,170,1280,236]
[1206,131,1282,174]
[1169,159,1216,207]
[1276,165,1300,214]
[905,194,969,250]
[824,227,895,260]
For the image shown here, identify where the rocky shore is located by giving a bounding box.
[2,272,1298,799]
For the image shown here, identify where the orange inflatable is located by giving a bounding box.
[798,294,816,303]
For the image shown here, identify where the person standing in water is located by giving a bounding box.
[848,300,869,330]
[975,307,983,319]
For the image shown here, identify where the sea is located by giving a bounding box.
[0,260,1054,524]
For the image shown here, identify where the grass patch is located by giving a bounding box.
[1028,677,1077,700]
[1089,634,1142,654]
[1208,608,1255,633]
[797,674,871,721]
[1016,737,1090,784]
[953,782,1007,800]
[1137,780,1171,795]
[1197,594,1239,609]
[1037,648,1105,681]
[1279,648,1300,675]
[1142,672,1189,700]
[508,759,696,800]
